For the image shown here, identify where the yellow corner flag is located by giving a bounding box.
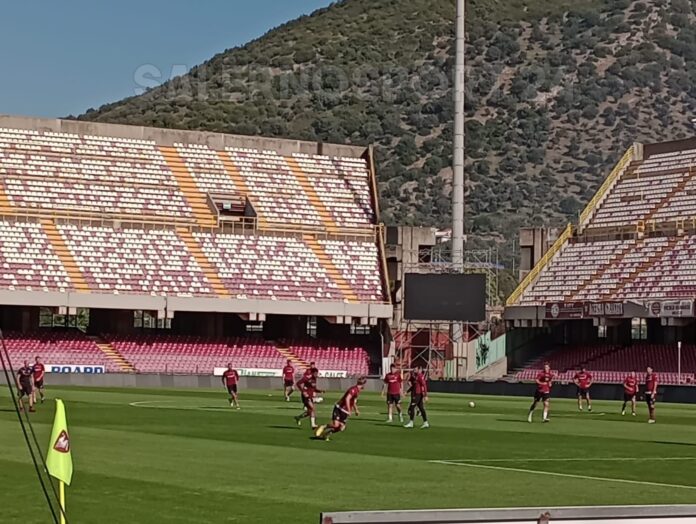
[46,399,73,486]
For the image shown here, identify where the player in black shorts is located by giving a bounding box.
[382,364,404,423]
[315,377,367,441]
[16,360,36,413]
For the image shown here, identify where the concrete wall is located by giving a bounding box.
[0,373,385,393]
[0,114,365,159]
[0,289,392,319]
[470,357,508,380]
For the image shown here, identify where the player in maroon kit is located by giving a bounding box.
[295,367,322,429]
[645,366,658,424]
[404,365,429,429]
[315,377,367,440]
[303,362,317,380]
[528,362,553,423]
[573,366,593,412]
[382,364,403,423]
[16,360,36,413]
[622,371,638,416]
[32,356,46,404]
[221,363,240,409]
[282,360,295,402]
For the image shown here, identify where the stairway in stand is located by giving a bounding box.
[41,219,90,292]
[90,336,136,373]
[216,151,268,228]
[160,146,217,228]
[176,227,230,298]
[303,235,358,303]
[276,345,309,369]
[285,157,340,234]
[0,182,14,215]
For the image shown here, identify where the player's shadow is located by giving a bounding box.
[267,425,303,431]
[370,422,409,429]
[497,418,533,423]
[653,441,696,447]
[0,408,17,412]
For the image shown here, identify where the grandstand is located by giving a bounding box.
[0,115,391,376]
[506,139,696,384]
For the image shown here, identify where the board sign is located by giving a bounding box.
[545,302,584,319]
[583,302,624,317]
[213,368,348,378]
[47,365,105,374]
[647,300,694,318]
[321,505,696,524]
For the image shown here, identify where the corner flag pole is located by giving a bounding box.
[46,399,73,524]
[59,481,66,524]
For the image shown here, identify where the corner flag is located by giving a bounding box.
[46,399,73,486]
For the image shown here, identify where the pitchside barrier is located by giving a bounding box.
[0,372,385,392]
[319,505,696,524]
[1,373,695,402]
[428,380,696,404]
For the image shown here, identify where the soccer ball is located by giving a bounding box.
[468,401,476,408]
[315,397,324,404]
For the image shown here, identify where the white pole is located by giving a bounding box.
[452,0,465,269]
[678,340,682,384]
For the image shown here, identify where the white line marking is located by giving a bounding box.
[430,460,696,491]
[433,457,696,463]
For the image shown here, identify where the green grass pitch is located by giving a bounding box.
[1,386,696,523]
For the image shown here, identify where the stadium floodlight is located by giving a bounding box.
[452,0,465,270]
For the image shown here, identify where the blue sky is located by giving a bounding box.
[0,0,333,118]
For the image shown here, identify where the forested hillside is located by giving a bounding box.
[79,0,696,259]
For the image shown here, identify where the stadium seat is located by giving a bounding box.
[59,224,213,296]
[516,344,696,385]
[291,153,374,229]
[193,231,344,302]
[286,340,370,376]
[0,128,194,220]
[3,330,118,371]
[0,220,71,292]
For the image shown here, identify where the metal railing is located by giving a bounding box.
[506,223,573,306]
[578,145,635,230]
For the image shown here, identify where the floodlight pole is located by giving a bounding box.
[453,0,467,378]
[452,0,466,270]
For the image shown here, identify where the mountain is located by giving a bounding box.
[78,0,696,263]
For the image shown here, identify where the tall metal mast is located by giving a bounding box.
[452,0,466,269]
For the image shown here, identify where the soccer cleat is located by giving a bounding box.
[386,418,392,423]
[578,407,583,411]
[648,419,656,424]
[236,406,241,410]
[294,416,302,426]
[399,414,404,422]
[420,422,430,429]
[632,412,636,417]
[588,407,592,412]
[29,407,36,413]
[314,425,326,438]
[404,421,414,428]
[527,412,533,423]
[542,418,550,423]
[621,410,626,416]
